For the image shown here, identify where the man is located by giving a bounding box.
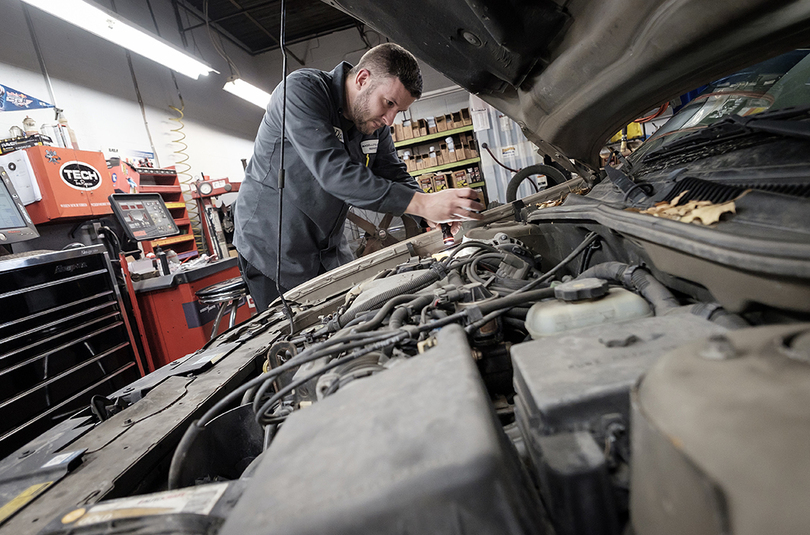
[234,43,483,312]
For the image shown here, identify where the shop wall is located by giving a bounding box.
[0,0,263,184]
[0,0,471,184]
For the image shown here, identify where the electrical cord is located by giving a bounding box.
[203,0,240,79]
[509,232,598,294]
[274,0,295,336]
[443,241,500,266]
[468,253,505,285]
[255,332,408,427]
[250,330,398,416]
[480,142,520,173]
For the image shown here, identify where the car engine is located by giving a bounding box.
[31,177,810,535]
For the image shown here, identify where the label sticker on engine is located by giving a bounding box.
[73,483,229,526]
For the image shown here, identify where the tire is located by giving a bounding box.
[505,164,569,203]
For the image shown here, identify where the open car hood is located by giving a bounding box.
[325,0,810,168]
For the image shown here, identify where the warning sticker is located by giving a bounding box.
[73,483,229,527]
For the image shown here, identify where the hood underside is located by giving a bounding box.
[325,0,810,167]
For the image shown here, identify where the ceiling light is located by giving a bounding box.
[223,78,271,109]
[21,0,214,80]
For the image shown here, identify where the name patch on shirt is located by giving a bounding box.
[334,127,344,143]
[361,140,379,154]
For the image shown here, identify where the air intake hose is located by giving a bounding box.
[578,262,680,316]
[338,264,445,328]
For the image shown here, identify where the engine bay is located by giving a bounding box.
[13,180,806,534]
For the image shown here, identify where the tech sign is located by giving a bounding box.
[59,161,103,190]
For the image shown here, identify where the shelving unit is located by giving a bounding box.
[135,168,198,260]
[393,125,474,148]
[393,115,488,205]
[417,156,481,176]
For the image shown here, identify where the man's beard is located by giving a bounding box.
[350,81,381,135]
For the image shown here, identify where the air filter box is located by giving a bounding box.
[511,315,724,535]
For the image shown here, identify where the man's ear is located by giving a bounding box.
[355,68,372,89]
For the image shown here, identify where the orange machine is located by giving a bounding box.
[23,146,115,224]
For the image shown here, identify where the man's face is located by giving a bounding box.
[350,72,416,135]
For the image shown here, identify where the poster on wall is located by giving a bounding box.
[0,84,53,112]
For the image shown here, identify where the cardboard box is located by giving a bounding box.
[402,120,413,139]
[427,117,437,135]
[460,107,473,126]
[451,169,469,188]
[436,115,448,132]
[393,124,404,141]
[433,173,449,191]
[451,111,463,128]
[455,144,468,161]
[417,119,428,137]
[445,113,454,130]
[418,174,435,193]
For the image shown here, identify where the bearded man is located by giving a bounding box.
[234,43,483,311]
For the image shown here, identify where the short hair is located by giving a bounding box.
[351,43,423,99]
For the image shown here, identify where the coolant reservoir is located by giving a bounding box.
[526,278,652,339]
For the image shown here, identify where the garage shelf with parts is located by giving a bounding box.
[393,108,488,205]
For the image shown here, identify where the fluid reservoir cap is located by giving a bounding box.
[554,277,610,302]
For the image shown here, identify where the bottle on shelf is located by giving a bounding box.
[56,110,79,150]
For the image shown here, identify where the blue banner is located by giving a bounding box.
[0,84,53,112]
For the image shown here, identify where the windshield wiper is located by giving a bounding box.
[642,105,810,161]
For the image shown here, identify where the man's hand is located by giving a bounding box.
[405,188,485,224]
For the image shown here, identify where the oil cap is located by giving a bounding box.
[554,277,610,302]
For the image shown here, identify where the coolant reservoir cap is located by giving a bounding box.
[554,277,610,302]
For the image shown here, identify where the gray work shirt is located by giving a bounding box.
[233,62,420,288]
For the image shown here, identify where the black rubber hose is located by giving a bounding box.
[256,332,408,426]
[578,262,680,315]
[168,420,204,490]
[350,294,421,333]
[478,288,556,315]
[338,269,440,327]
[465,287,556,333]
[506,164,569,203]
[389,294,435,329]
[444,241,500,266]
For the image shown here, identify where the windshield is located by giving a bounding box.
[630,49,810,161]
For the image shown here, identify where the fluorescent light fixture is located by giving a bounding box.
[223,78,271,109]
[21,0,214,80]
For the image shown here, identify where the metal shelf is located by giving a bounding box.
[410,157,481,176]
[394,125,474,148]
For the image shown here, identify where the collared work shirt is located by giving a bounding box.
[234,62,420,289]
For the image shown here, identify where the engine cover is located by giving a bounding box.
[220,325,546,535]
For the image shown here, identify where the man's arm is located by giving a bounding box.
[279,72,415,215]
